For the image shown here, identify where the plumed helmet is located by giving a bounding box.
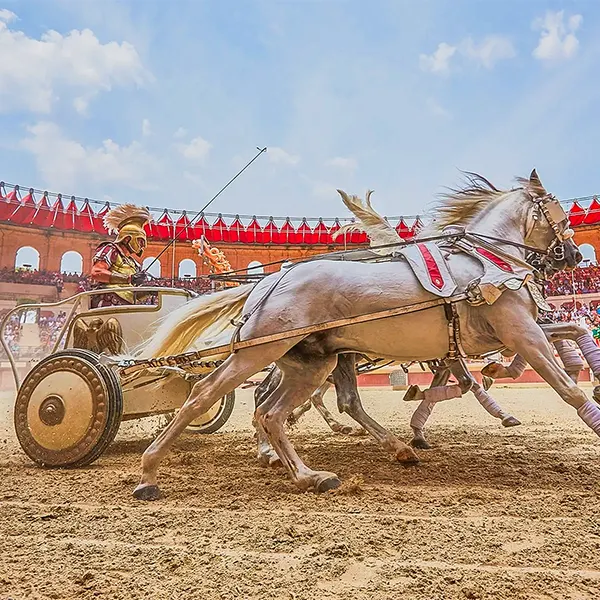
[104,204,151,256]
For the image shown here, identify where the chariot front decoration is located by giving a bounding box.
[192,237,239,287]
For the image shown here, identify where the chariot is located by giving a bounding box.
[0,286,236,468]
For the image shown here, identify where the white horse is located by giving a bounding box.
[133,170,590,499]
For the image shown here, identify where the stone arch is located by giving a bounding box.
[15,246,40,271]
[248,260,264,274]
[143,257,161,278]
[60,251,83,275]
[178,258,197,278]
[579,243,597,266]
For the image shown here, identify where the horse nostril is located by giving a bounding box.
[575,252,583,264]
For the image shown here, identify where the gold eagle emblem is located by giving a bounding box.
[73,317,124,355]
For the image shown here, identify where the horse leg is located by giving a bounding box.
[332,353,419,464]
[255,355,342,492]
[481,354,528,381]
[448,359,521,428]
[134,341,295,500]
[309,380,355,435]
[410,366,451,449]
[542,322,600,401]
[288,399,314,426]
[493,320,600,440]
[553,340,584,383]
[253,365,284,467]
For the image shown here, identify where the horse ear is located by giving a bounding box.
[529,169,547,196]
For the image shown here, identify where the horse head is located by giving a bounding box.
[521,169,582,272]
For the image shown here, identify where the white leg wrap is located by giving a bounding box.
[473,385,505,420]
[577,333,600,379]
[577,400,600,437]
[410,401,435,432]
[554,340,584,376]
[506,354,528,379]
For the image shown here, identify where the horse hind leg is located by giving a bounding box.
[448,359,521,427]
[309,380,357,435]
[134,341,296,500]
[255,355,342,493]
[332,353,419,465]
[254,365,284,467]
[410,366,451,449]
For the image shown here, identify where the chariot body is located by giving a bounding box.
[1,286,236,468]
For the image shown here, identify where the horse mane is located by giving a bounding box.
[423,171,516,234]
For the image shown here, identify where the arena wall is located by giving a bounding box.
[0,221,352,279]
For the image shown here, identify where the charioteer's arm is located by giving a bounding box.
[90,260,132,285]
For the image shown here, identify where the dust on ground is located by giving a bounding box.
[2,384,600,600]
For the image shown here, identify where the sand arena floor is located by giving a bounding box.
[2,384,600,600]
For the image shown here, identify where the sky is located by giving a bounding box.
[1,0,599,222]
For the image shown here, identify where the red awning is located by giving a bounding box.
[244,217,264,244]
[297,219,317,244]
[30,192,53,228]
[583,198,600,225]
[329,220,342,244]
[0,187,21,221]
[175,212,195,241]
[314,220,331,244]
[280,219,300,244]
[8,189,36,225]
[396,218,411,239]
[263,218,280,244]
[50,195,66,229]
[65,197,78,230]
[76,200,96,233]
[208,215,228,243]
[94,202,110,234]
[568,202,586,227]
[228,216,245,243]
[155,210,174,239]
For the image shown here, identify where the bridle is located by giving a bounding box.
[528,191,574,262]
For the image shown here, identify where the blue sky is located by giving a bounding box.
[1,0,599,222]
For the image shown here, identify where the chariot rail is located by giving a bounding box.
[0,286,195,389]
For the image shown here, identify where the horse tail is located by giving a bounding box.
[137,285,253,359]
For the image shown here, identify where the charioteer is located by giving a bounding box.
[90,204,151,308]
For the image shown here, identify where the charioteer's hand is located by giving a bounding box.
[130,272,149,286]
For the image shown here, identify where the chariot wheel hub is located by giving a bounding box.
[39,395,65,426]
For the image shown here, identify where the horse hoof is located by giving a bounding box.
[593,386,600,403]
[502,416,521,427]
[410,438,431,450]
[350,427,367,437]
[133,484,162,501]
[397,452,420,466]
[482,375,494,391]
[315,476,341,493]
[337,425,354,435]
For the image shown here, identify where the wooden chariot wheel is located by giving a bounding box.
[14,349,123,467]
[185,390,236,434]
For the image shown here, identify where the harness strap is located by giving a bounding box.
[120,293,467,376]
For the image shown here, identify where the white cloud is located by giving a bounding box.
[21,121,160,190]
[177,136,212,163]
[0,12,151,114]
[326,156,357,170]
[533,11,582,62]
[426,98,451,119]
[173,127,188,139]
[420,35,515,76]
[419,42,456,75]
[267,146,300,165]
[142,118,152,136]
[73,96,91,115]
[460,35,516,68]
[0,9,16,23]
[311,181,337,199]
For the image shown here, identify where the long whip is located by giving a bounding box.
[143,146,267,274]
